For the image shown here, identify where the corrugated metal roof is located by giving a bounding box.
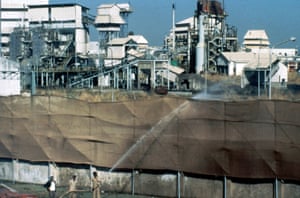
[107,37,133,45]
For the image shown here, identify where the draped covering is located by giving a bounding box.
[1,96,300,180]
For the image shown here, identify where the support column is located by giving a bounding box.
[31,71,36,95]
[177,171,181,198]
[223,176,227,198]
[12,159,19,183]
[274,178,281,198]
[131,170,135,195]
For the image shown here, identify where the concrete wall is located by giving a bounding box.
[1,159,300,197]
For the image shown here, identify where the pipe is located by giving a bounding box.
[12,159,18,184]
[223,176,227,198]
[172,3,176,52]
[131,170,135,195]
[31,71,36,95]
[274,178,279,198]
[177,171,181,198]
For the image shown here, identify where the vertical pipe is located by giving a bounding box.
[41,72,44,87]
[269,48,272,100]
[12,159,18,184]
[31,71,36,95]
[45,72,48,87]
[223,176,227,198]
[48,162,51,178]
[258,70,260,98]
[127,65,130,90]
[172,3,176,52]
[116,68,119,89]
[167,64,170,90]
[131,170,135,195]
[274,178,279,198]
[264,70,267,89]
[196,15,206,73]
[177,171,181,198]
[153,60,156,89]
[129,66,132,90]
[89,165,93,180]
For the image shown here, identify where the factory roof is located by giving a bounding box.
[222,51,277,69]
[244,30,269,40]
[29,3,89,10]
[116,3,133,13]
[176,17,194,26]
[107,37,134,45]
[243,30,270,48]
[162,63,185,75]
[129,35,148,45]
[174,17,195,33]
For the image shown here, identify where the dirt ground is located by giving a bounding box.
[0,180,152,198]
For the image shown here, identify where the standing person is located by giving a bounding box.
[91,171,101,198]
[68,175,77,198]
[48,176,56,198]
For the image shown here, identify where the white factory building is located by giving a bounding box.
[218,29,297,87]
[27,3,91,56]
[0,0,49,57]
[0,1,91,58]
[0,57,21,96]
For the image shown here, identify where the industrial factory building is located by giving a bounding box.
[0,0,49,57]
[4,1,180,91]
[2,0,298,93]
[165,0,238,74]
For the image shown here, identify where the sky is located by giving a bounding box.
[50,0,299,48]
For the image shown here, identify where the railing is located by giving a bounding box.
[68,59,139,88]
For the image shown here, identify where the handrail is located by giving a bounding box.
[68,59,139,88]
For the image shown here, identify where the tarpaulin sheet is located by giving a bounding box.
[0,96,300,180]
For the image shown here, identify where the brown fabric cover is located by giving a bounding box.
[0,96,299,180]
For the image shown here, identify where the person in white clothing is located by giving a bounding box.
[48,176,56,198]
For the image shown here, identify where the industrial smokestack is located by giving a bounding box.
[195,14,206,74]
[172,3,176,52]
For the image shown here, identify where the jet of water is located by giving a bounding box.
[109,101,189,172]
